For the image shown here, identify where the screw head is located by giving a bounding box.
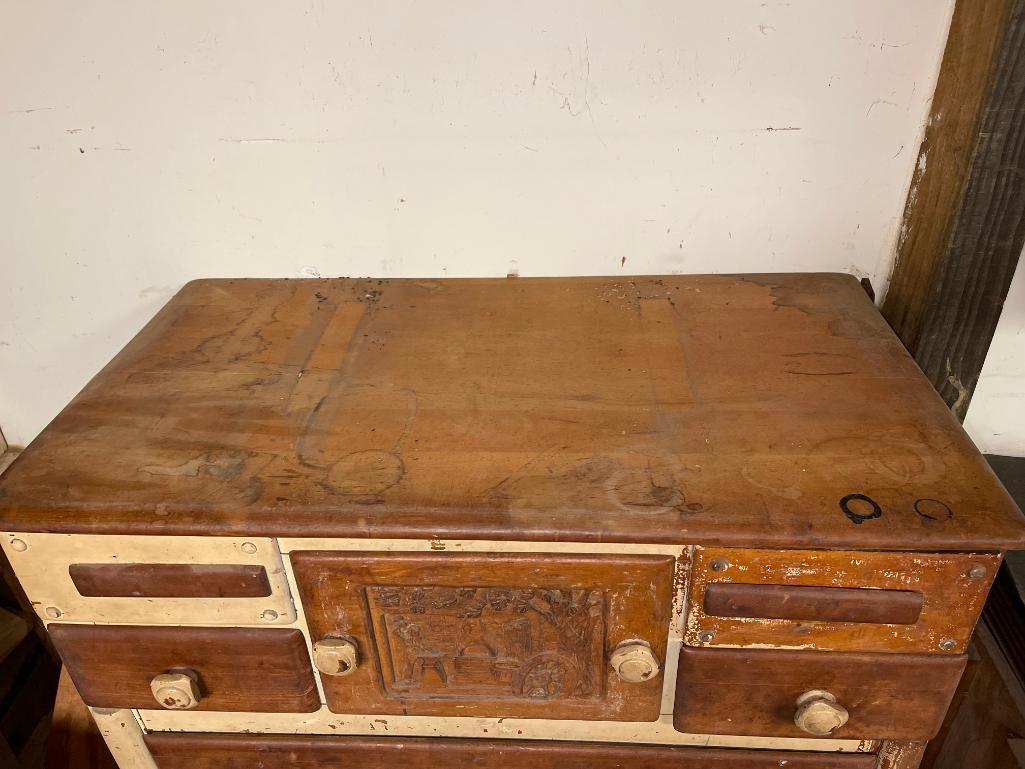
[939,638,957,651]
[968,564,987,580]
[709,558,730,573]
[44,606,62,619]
[240,542,258,555]
[260,609,279,622]
[698,630,716,643]
[9,539,27,552]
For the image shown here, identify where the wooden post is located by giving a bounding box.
[881,0,1025,420]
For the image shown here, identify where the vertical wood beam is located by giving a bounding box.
[882,0,1025,420]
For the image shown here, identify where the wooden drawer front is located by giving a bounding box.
[674,646,965,740]
[290,552,675,720]
[685,547,999,653]
[144,733,877,769]
[49,625,319,712]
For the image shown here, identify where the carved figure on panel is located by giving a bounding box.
[366,586,605,701]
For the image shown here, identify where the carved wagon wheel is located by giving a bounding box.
[514,652,578,700]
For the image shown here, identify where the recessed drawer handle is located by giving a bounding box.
[313,637,360,676]
[704,583,924,625]
[608,641,660,683]
[151,670,201,710]
[794,689,849,735]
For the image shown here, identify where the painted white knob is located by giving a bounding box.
[794,690,849,735]
[151,672,200,710]
[608,641,660,683]
[314,637,359,676]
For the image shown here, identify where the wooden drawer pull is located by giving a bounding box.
[608,641,660,683]
[151,670,201,710]
[313,637,359,676]
[703,583,923,625]
[794,689,849,736]
[69,563,272,598]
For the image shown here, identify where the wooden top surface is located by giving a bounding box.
[1,274,1022,549]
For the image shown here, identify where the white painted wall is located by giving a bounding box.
[965,253,1025,457]
[1,1,954,445]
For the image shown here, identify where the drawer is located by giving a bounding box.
[144,733,877,769]
[674,646,965,740]
[290,551,675,720]
[49,624,319,712]
[685,546,999,653]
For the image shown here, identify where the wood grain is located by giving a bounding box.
[0,276,1021,551]
[673,647,965,740]
[143,733,878,769]
[291,551,674,721]
[703,583,923,625]
[882,0,1025,419]
[686,547,999,654]
[69,563,271,598]
[48,625,319,712]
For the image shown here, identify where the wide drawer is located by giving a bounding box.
[144,733,877,768]
[674,646,966,740]
[49,625,319,712]
[290,551,675,720]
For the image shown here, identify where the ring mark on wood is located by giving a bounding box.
[328,451,405,496]
[839,494,883,525]
[913,498,954,523]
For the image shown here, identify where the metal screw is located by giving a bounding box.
[968,564,987,580]
[260,609,279,622]
[939,638,957,651]
[44,606,62,619]
[240,542,258,555]
[709,558,730,573]
[9,539,26,552]
[698,630,716,643]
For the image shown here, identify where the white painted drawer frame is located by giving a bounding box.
[4,533,875,768]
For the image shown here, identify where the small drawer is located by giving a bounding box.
[144,733,877,769]
[674,646,965,740]
[49,624,319,712]
[685,546,999,653]
[290,551,675,721]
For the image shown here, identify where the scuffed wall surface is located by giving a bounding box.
[965,254,1025,458]
[0,1,953,444]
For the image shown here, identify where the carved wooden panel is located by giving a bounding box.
[290,552,675,720]
[365,586,605,702]
[685,547,1000,654]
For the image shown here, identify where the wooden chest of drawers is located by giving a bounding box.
[1,274,1022,768]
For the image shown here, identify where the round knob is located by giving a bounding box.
[313,637,359,676]
[608,641,660,683]
[151,671,200,710]
[794,690,849,736]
